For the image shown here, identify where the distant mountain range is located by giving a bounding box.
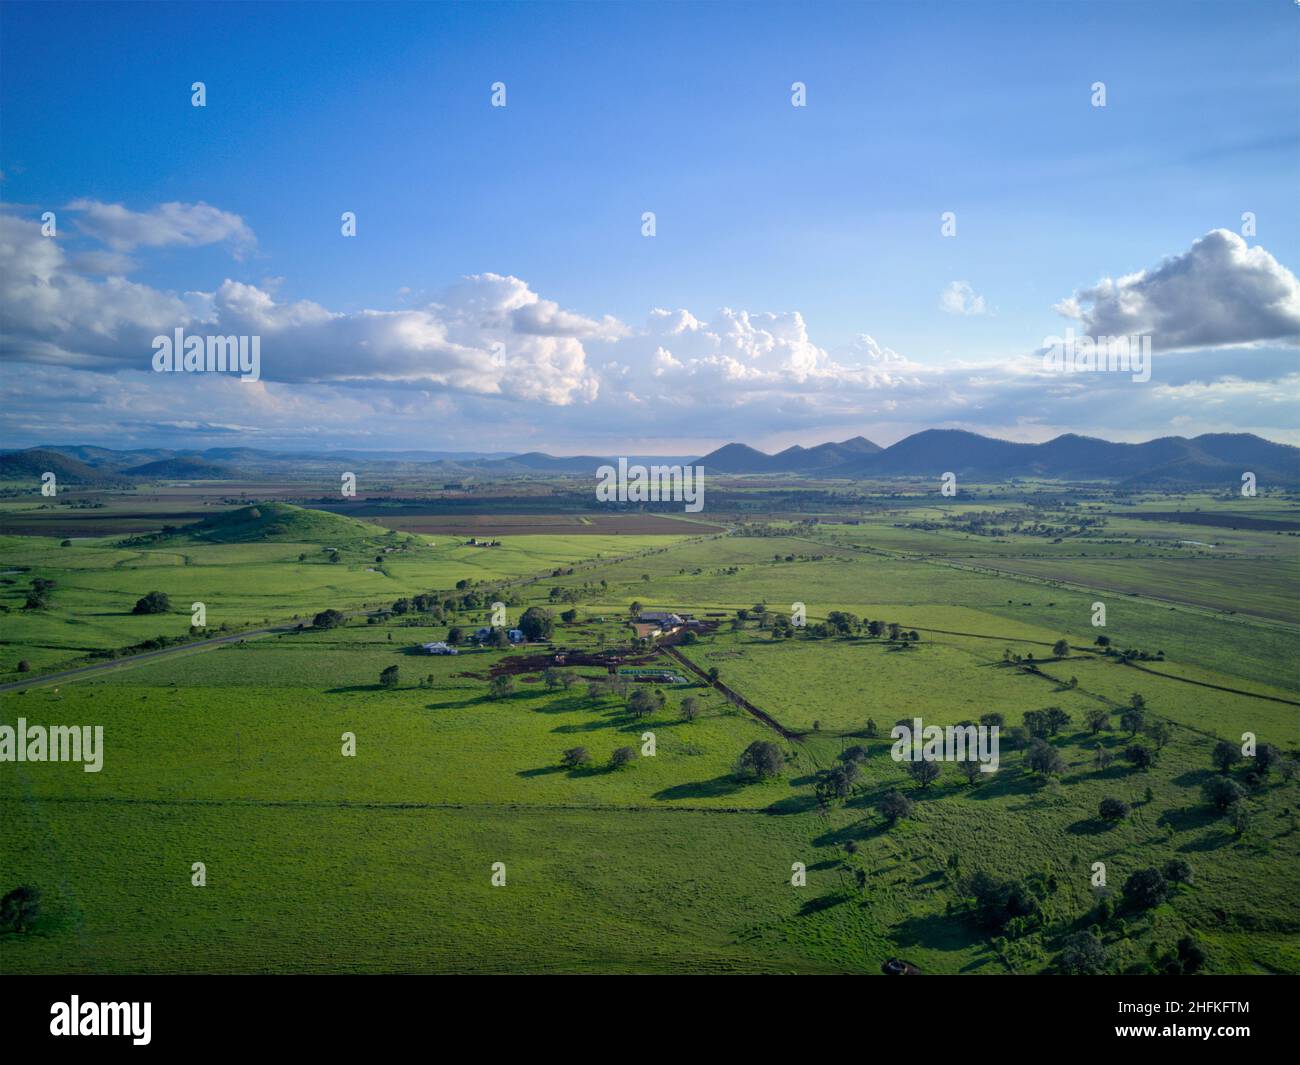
[697,431,1300,485]
[2,430,1296,485]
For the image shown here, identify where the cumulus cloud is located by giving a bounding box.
[65,199,256,256]
[1053,229,1300,350]
[940,280,988,316]
[0,213,600,404]
[2,201,1299,451]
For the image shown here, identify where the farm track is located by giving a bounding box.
[0,624,292,692]
[909,626,1300,704]
[660,645,802,740]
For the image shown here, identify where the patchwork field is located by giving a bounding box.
[2,490,1298,975]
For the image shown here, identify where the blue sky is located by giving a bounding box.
[1,0,1297,453]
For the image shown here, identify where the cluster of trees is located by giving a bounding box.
[627,688,666,719]
[541,667,579,692]
[765,611,921,642]
[517,606,555,641]
[814,747,867,805]
[960,869,1049,935]
[547,580,604,605]
[23,578,56,611]
[560,745,637,770]
[1092,634,1165,661]
[1202,738,1296,836]
[736,740,785,781]
[131,590,171,615]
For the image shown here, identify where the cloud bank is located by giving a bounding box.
[1,204,1297,451]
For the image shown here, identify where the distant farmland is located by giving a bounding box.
[360,512,726,536]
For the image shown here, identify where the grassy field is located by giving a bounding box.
[2,489,1298,974]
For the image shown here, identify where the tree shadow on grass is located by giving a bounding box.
[550,719,620,735]
[530,695,591,715]
[799,893,849,917]
[653,775,744,801]
[768,793,822,815]
[812,819,892,848]
[1066,818,1112,836]
[891,911,987,954]
[1175,828,1236,853]
[517,765,567,779]
[1157,805,1219,833]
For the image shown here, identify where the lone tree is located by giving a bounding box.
[610,746,637,769]
[1124,743,1155,771]
[679,696,701,722]
[379,665,400,688]
[1058,931,1108,975]
[906,759,941,789]
[1084,708,1110,735]
[1052,638,1070,658]
[0,885,41,933]
[736,740,785,781]
[1119,706,1146,737]
[627,688,659,719]
[488,675,515,700]
[1098,797,1131,823]
[1122,867,1169,911]
[313,608,346,630]
[1253,743,1283,778]
[561,746,591,769]
[542,667,563,690]
[816,762,860,803]
[878,789,913,824]
[1202,776,1246,812]
[1144,720,1171,751]
[518,606,554,641]
[132,590,171,615]
[1211,739,1242,774]
[1025,738,1066,778]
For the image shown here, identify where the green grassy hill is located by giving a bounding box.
[151,502,392,545]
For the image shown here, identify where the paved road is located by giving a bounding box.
[0,624,291,693]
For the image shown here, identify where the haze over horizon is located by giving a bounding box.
[2,0,1298,454]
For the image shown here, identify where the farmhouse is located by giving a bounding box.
[472,627,525,643]
[422,641,457,655]
[632,622,663,640]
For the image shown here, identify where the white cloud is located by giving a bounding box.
[940,280,988,316]
[1053,229,1300,351]
[3,203,1299,450]
[65,199,256,256]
